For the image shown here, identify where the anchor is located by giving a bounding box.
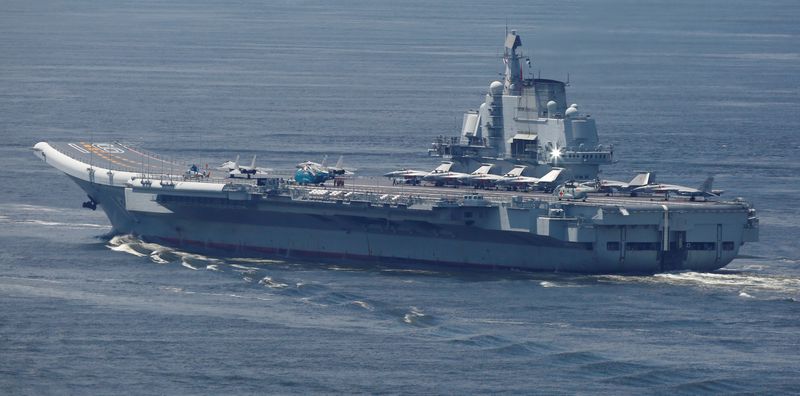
[82,195,98,211]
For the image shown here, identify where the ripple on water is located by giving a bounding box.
[402,306,435,327]
[596,271,800,300]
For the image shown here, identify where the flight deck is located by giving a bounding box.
[47,141,753,213]
[45,141,742,211]
[48,142,182,176]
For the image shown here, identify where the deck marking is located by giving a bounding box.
[68,143,90,154]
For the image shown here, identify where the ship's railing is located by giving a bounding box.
[284,180,561,209]
[46,141,195,180]
[46,142,157,179]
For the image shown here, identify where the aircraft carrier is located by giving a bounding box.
[32,32,759,274]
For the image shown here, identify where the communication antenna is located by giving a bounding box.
[566,73,571,86]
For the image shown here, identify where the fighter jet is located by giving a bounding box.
[631,176,723,201]
[470,165,527,189]
[454,164,495,186]
[294,156,353,185]
[496,167,564,192]
[297,155,353,177]
[386,162,480,187]
[421,162,464,187]
[424,162,501,187]
[383,168,429,185]
[218,154,272,179]
[593,171,655,196]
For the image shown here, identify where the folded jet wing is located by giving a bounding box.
[456,164,494,185]
[219,154,272,179]
[632,176,722,200]
[471,165,526,187]
[597,171,655,194]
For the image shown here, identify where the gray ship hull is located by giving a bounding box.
[72,177,602,272]
[65,171,754,274]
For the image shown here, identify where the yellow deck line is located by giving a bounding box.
[81,143,134,169]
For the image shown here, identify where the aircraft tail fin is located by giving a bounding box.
[700,176,714,193]
[321,155,328,167]
[504,165,526,177]
[434,162,453,172]
[335,155,344,169]
[628,171,654,187]
[250,155,257,170]
[233,154,240,170]
[538,167,563,184]
[471,164,492,176]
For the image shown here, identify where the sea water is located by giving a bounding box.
[1,0,799,393]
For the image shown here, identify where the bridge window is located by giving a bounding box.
[606,242,620,251]
[687,242,716,251]
[722,241,735,250]
[625,242,660,251]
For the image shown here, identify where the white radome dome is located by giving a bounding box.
[565,104,579,117]
[489,81,503,96]
[546,100,558,115]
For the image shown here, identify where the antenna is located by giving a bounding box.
[89,131,93,169]
[566,73,571,86]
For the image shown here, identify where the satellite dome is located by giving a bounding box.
[565,103,579,117]
[489,81,503,96]
[546,100,558,116]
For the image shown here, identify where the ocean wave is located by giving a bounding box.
[1,203,62,212]
[402,306,433,326]
[17,219,110,229]
[148,250,170,264]
[351,300,374,310]
[107,235,220,271]
[598,271,800,300]
[601,368,690,387]
[448,334,508,348]
[655,271,800,293]
[487,340,554,355]
[381,268,440,275]
[258,276,289,289]
[538,280,584,288]
[229,257,285,265]
[669,378,746,394]
[472,318,529,325]
[230,264,259,273]
[548,350,606,366]
[327,265,364,272]
[108,242,148,257]
[157,286,274,302]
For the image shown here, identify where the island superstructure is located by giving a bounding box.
[32,32,759,274]
[429,30,612,181]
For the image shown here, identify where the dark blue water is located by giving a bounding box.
[2,0,799,393]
